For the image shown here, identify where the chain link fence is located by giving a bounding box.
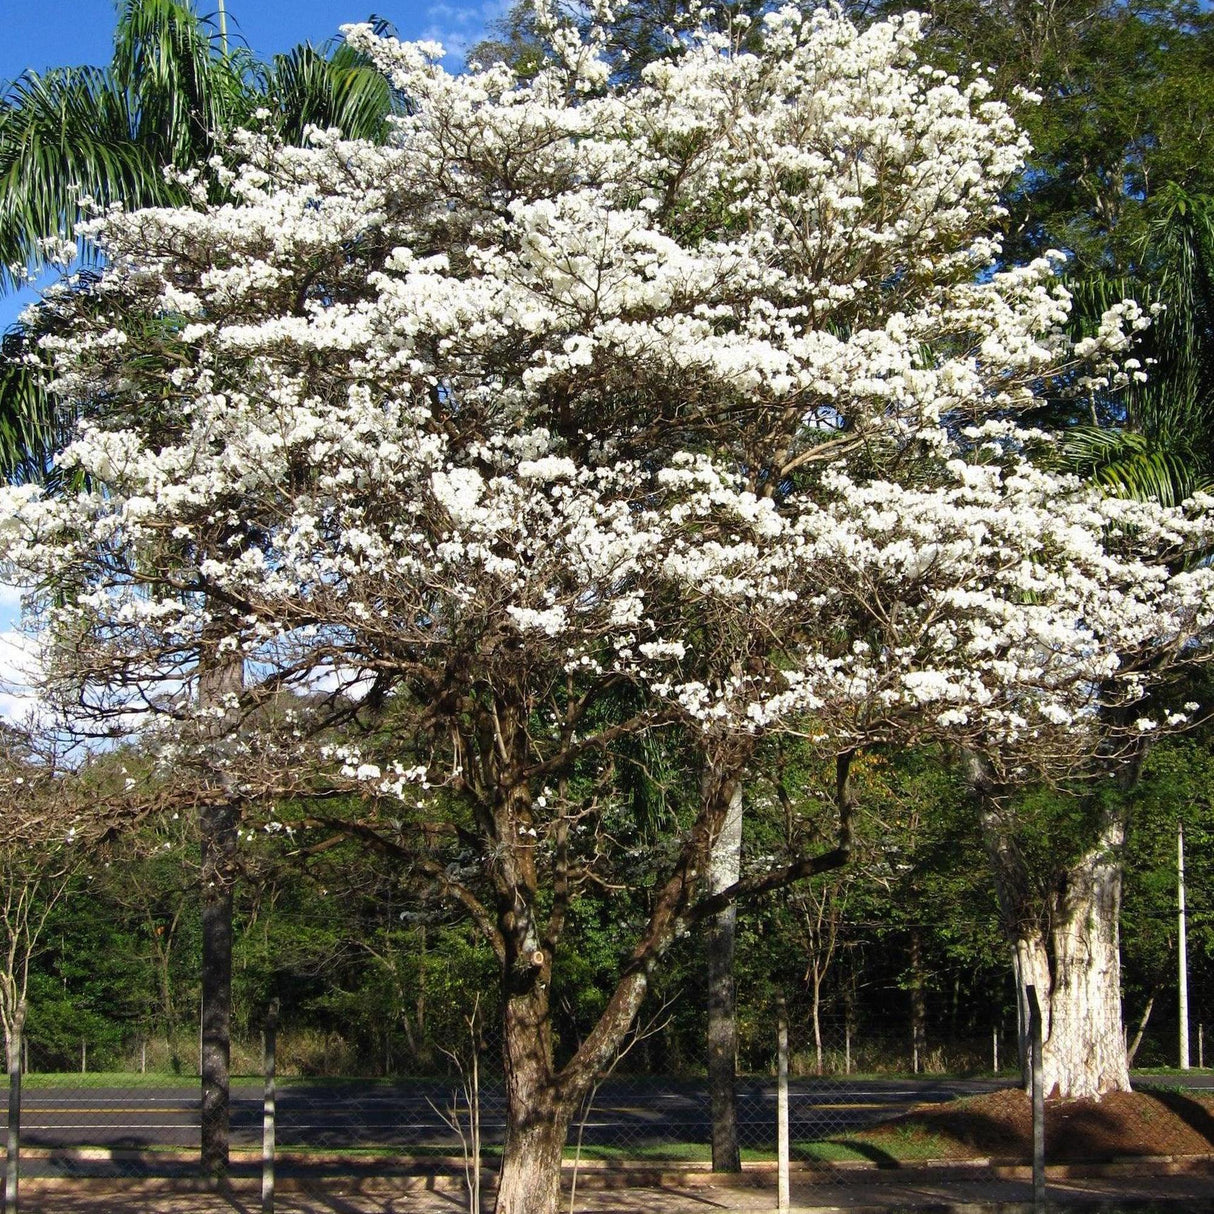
[4,995,1213,1206]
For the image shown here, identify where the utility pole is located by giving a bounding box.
[217,0,228,58]
[1179,817,1190,1070]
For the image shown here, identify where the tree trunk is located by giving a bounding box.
[198,643,242,1180]
[1038,815,1130,1097]
[495,976,573,1214]
[494,1089,570,1214]
[909,928,927,1073]
[1127,989,1156,1066]
[707,782,742,1173]
[977,775,1131,1099]
[200,797,237,1179]
[811,969,824,1075]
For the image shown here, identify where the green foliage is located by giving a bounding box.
[27,873,155,1069]
[1120,737,1214,1063]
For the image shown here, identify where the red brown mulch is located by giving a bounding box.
[860,1087,1214,1161]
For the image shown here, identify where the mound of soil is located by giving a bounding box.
[860,1087,1214,1161]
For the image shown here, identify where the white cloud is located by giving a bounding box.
[423,0,511,65]
[0,580,22,619]
[0,627,44,726]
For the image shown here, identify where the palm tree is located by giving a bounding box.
[0,0,399,1179]
[0,0,397,292]
[1063,184,1214,503]
[0,0,399,475]
[0,0,239,295]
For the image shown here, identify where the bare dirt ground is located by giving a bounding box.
[858,1087,1214,1160]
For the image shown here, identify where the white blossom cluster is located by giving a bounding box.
[0,5,1210,793]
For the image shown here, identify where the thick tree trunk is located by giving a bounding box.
[495,957,574,1214]
[975,770,1130,1099]
[707,782,742,1173]
[495,1081,571,1214]
[495,1125,567,1214]
[1036,817,1130,1097]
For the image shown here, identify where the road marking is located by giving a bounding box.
[15,1108,196,1115]
[20,1124,197,1131]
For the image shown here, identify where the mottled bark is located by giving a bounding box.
[1039,815,1130,1096]
[970,753,1130,1099]
[707,782,742,1172]
[496,985,572,1214]
[487,712,576,1214]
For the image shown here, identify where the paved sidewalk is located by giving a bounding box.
[16,1170,1214,1213]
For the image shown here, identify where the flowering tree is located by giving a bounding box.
[4,7,1214,1209]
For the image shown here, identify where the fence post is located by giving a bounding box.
[262,999,279,1214]
[1179,818,1190,1069]
[5,999,26,1214]
[777,996,789,1214]
[993,1026,999,1074]
[1026,985,1045,1214]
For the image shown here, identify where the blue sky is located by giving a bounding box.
[1,0,502,79]
[0,0,505,708]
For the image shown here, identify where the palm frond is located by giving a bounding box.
[263,36,398,146]
[111,0,246,166]
[0,325,71,484]
[1062,425,1213,506]
[0,67,176,292]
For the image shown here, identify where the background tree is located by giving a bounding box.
[0,0,401,1178]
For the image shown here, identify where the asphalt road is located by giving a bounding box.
[4,1076,1009,1154]
[6,1070,1210,1157]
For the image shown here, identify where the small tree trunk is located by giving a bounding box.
[200,798,237,1179]
[909,928,927,1072]
[811,972,824,1076]
[707,782,742,1173]
[1127,990,1156,1066]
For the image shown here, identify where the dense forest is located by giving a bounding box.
[10,730,1211,1079]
